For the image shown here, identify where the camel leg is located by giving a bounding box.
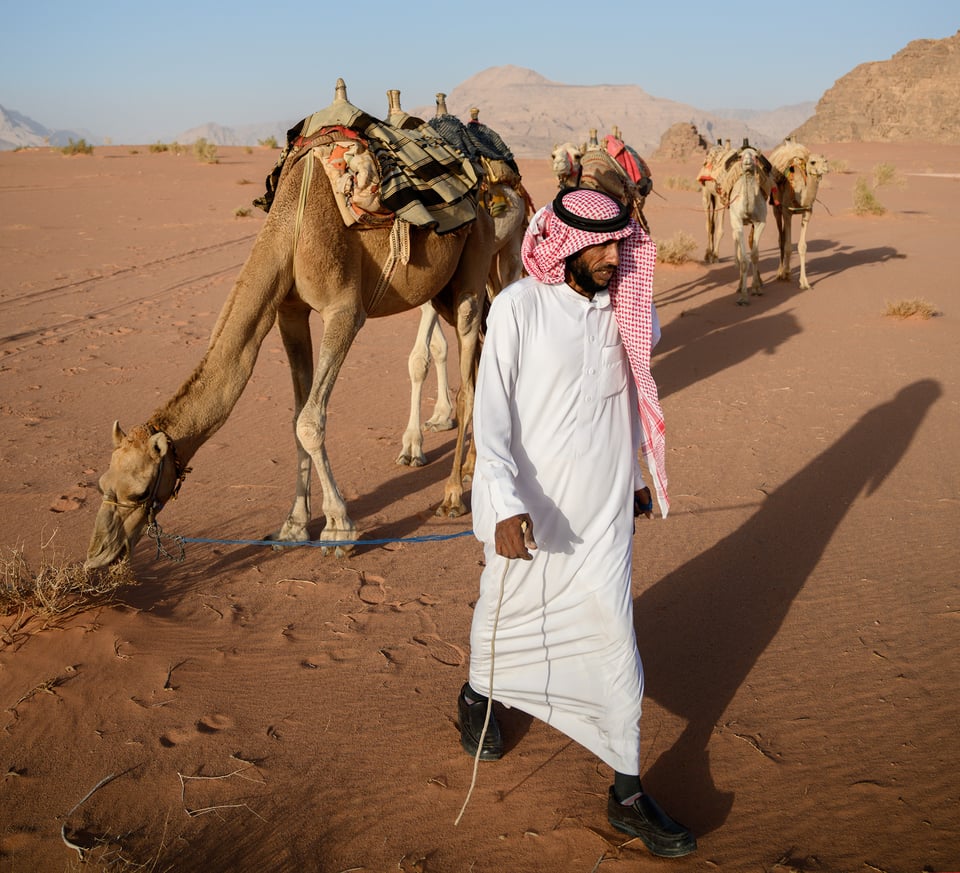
[702,188,716,263]
[296,304,366,556]
[713,196,725,262]
[270,300,315,543]
[775,205,791,282]
[398,304,454,468]
[730,214,749,305]
[797,211,812,290]
[749,220,765,297]
[424,313,455,431]
[436,290,481,517]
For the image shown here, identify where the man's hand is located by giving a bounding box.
[634,487,654,520]
[494,513,537,560]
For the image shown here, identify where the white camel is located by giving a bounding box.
[697,139,733,263]
[769,138,830,290]
[714,140,775,305]
[397,98,532,469]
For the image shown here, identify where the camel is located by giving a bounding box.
[85,80,497,568]
[697,139,733,263]
[397,97,533,469]
[769,138,830,290]
[720,141,775,305]
[551,127,653,232]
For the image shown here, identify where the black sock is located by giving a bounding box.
[613,772,642,803]
[464,684,488,706]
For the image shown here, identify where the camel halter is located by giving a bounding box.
[99,428,190,524]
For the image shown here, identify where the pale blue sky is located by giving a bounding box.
[3,1,956,143]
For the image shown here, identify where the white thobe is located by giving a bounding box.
[469,275,647,774]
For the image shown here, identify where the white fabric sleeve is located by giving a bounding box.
[473,295,527,523]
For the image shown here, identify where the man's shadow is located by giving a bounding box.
[633,379,941,834]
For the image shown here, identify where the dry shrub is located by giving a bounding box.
[853,177,885,215]
[192,138,219,164]
[830,158,851,174]
[884,298,939,319]
[1,540,136,625]
[872,161,905,188]
[656,230,698,264]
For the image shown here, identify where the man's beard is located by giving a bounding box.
[566,253,613,296]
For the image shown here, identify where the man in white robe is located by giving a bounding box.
[459,188,696,858]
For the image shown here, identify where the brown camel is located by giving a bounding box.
[769,138,830,290]
[85,81,497,568]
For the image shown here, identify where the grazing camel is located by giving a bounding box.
[397,97,533,469]
[769,138,830,290]
[720,141,775,305]
[85,80,497,568]
[697,139,733,263]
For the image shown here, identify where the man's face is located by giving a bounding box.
[566,240,620,298]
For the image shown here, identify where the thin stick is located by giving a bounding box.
[60,766,140,860]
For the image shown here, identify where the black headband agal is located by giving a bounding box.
[552,188,631,233]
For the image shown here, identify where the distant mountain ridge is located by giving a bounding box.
[0,67,810,155]
[9,29,960,155]
[0,104,100,150]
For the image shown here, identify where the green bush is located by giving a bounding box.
[149,141,170,153]
[258,136,279,149]
[853,177,885,215]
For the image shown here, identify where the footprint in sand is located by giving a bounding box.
[358,573,387,605]
[160,714,233,745]
[197,713,234,733]
[49,486,88,513]
[413,634,465,667]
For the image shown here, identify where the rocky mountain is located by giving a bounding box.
[0,104,100,150]
[794,30,960,143]
[408,66,788,157]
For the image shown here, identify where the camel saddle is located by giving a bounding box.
[255,97,481,235]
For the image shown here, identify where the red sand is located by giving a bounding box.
[1,143,958,872]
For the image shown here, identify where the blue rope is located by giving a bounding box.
[180,529,475,549]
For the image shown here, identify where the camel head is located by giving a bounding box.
[85,422,189,569]
[807,153,830,178]
[551,142,582,188]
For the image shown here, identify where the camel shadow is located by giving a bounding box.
[653,308,802,399]
[632,379,941,836]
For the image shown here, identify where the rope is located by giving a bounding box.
[454,554,510,827]
[180,530,473,548]
[141,525,474,564]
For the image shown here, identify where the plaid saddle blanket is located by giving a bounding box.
[254,98,480,234]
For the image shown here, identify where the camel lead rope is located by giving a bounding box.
[455,524,522,826]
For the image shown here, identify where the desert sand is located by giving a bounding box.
[1,141,958,872]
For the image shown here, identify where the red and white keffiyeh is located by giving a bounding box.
[521,188,669,516]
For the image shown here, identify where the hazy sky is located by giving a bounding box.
[3,1,957,144]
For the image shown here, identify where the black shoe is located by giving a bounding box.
[457,683,503,760]
[607,787,697,858]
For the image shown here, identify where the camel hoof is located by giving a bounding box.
[435,501,467,519]
[424,418,456,432]
[736,298,750,306]
[800,282,811,291]
[396,452,427,467]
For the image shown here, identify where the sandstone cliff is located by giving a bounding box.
[793,30,960,144]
